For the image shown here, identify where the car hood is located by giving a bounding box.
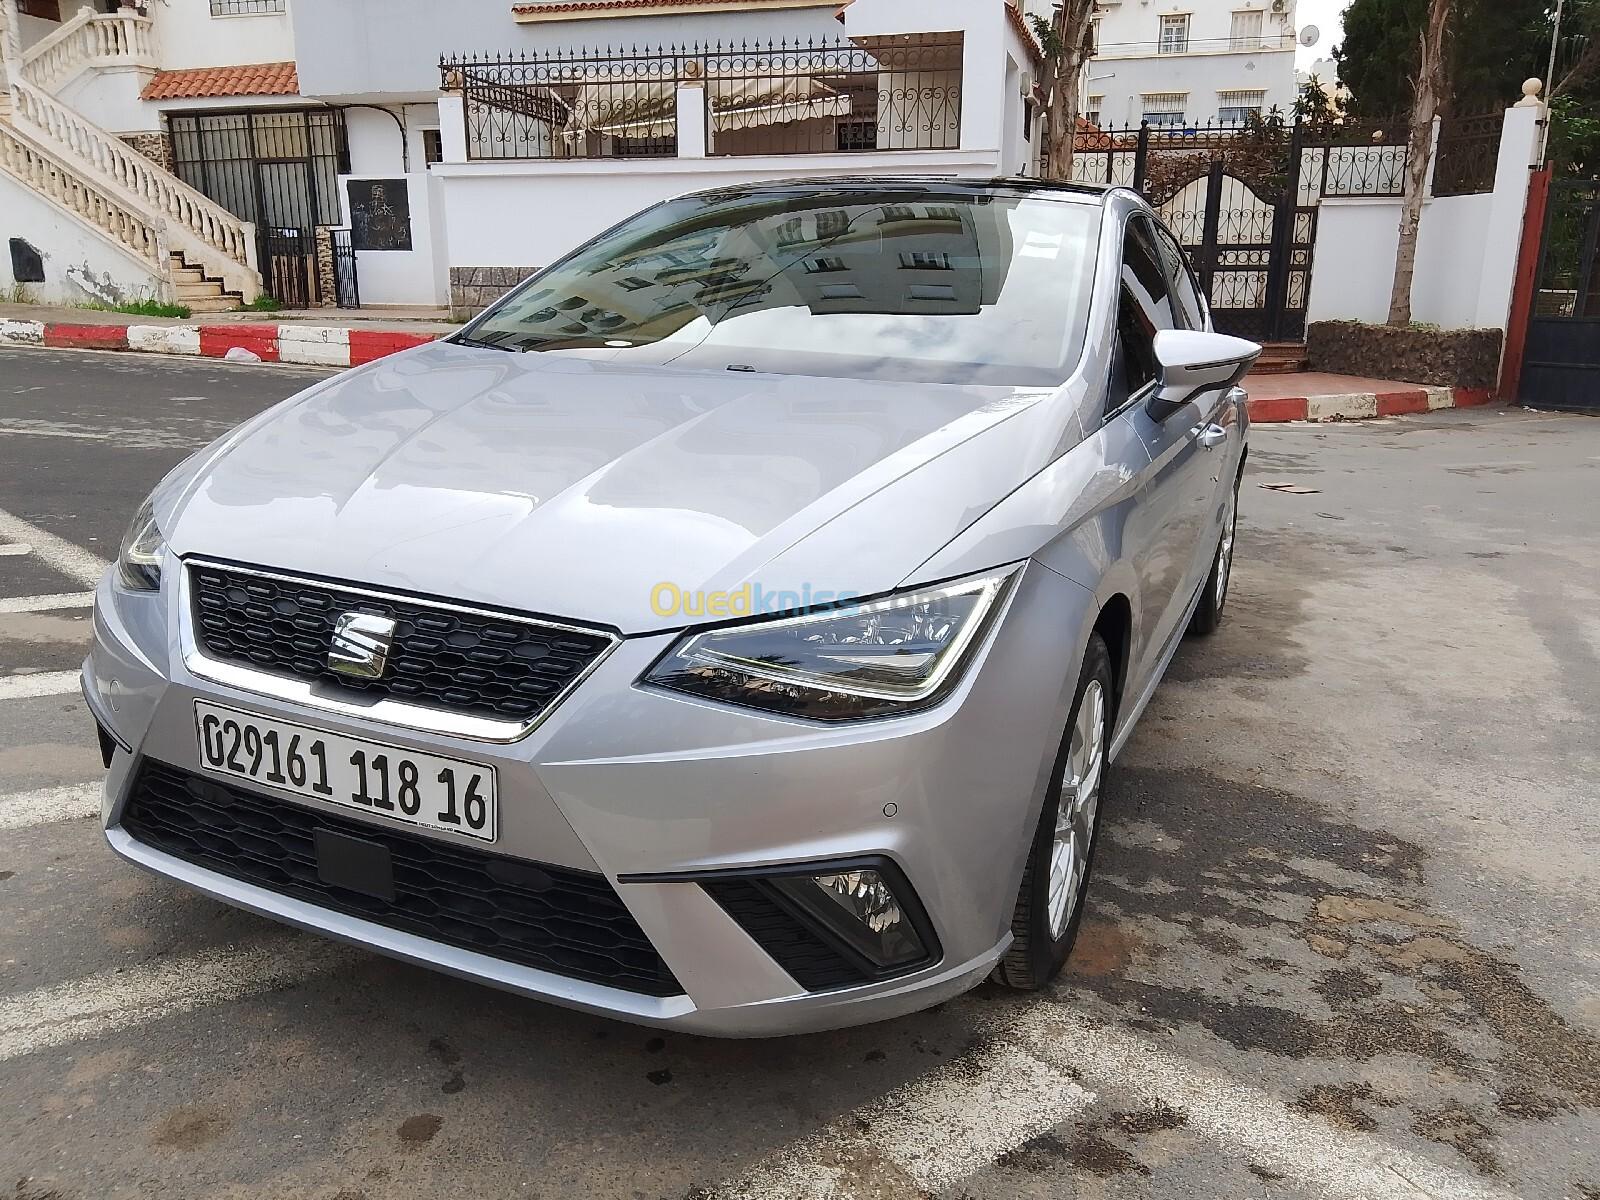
[166,342,1072,633]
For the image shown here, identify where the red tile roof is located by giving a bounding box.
[141,61,299,102]
[1005,1,1045,66]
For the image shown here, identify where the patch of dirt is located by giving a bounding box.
[1413,1103,1499,1176]
[1064,920,1140,978]
[396,1114,442,1145]
[1291,1082,1395,1132]
[150,1105,228,1151]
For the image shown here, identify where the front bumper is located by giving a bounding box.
[86,558,1094,1036]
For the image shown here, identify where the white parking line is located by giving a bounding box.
[0,507,109,588]
[0,939,350,1063]
[716,1001,1519,1200]
[0,783,102,831]
[0,592,95,614]
[0,671,83,700]
[721,1041,1096,1199]
[0,543,30,556]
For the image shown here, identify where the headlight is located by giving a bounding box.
[116,496,165,591]
[642,569,1018,721]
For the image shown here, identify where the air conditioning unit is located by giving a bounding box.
[1270,0,1288,12]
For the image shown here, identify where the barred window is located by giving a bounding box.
[1217,89,1266,124]
[1142,92,1188,128]
[210,0,285,14]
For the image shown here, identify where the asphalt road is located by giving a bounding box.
[2,347,1597,1200]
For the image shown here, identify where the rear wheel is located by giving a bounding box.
[992,634,1114,990]
[1188,479,1239,636]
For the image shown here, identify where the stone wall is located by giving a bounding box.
[1306,321,1504,389]
[449,266,539,321]
[313,227,338,307]
[119,131,173,173]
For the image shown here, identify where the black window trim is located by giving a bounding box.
[1102,211,1167,426]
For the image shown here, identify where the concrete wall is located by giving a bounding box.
[1306,104,1541,331]
[0,170,164,306]
[434,148,1005,275]
[337,172,447,306]
[153,0,295,71]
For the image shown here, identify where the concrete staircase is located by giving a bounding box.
[1252,341,1310,375]
[169,252,245,313]
[0,3,260,308]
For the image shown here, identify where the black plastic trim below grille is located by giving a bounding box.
[188,561,615,725]
[121,760,682,997]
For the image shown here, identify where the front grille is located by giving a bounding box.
[701,878,868,991]
[189,563,613,725]
[122,760,682,997]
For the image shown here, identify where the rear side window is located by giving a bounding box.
[1152,223,1206,330]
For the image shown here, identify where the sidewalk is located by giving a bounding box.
[1243,370,1496,422]
[0,306,1499,421]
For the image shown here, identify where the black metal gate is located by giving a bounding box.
[168,108,349,307]
[1071,119,1412,343]
[1522,179,1600,412]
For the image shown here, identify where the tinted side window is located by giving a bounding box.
[1152,223,1206,330]
[1121,216,1178,333]
[1114,285,1162,403]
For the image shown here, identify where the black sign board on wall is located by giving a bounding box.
[347,179,413,252]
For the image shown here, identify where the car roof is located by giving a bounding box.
[680,176,1127,207]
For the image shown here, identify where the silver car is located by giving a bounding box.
[86,179,1256,1036]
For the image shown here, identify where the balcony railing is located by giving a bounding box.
[1095,32,1296,58]
[440,35,964,162]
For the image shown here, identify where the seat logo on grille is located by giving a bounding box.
[329,612,396,680]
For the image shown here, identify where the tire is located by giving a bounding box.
[992,633,1115,991]
[1188,477,1240,637]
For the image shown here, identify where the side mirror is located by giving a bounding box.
[1147,330,1261,420]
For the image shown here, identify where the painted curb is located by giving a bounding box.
[1,317,1501,422]
[1245,385,1496,424]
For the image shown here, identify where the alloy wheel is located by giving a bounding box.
[1047,678,1106,939]
[1216,488,1237,610]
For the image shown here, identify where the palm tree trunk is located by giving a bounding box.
[1387,0,1452,325]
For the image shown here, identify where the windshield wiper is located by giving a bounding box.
[450,334,518,352]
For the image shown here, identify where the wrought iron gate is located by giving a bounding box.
[1521,179,1600,412]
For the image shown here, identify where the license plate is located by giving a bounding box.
[192,701,497,842]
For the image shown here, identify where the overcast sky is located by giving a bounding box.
[1294,0,1346,70]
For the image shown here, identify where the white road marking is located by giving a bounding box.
[0,939,350,1063]
[0,592,95,614]
[717,1001,1520,1200]
[0,507,108,588]
[0,671,83,700]
[721,1041,1097,1199]
[0,783,102,831]
[0,543,31,556]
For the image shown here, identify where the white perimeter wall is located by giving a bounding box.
[435,150,1007,275]
[0,172,164,305]
[1306,104,1541,331]
[338,173,448,306]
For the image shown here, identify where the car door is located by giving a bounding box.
[1151,219,1240,559]
[1117,215,1221,687]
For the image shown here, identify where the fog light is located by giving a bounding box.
[770,868,928,970]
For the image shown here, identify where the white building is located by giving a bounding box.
[1063,0,1300,129]
[0,0,1047,313]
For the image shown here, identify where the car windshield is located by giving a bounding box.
[457,187,1103,386]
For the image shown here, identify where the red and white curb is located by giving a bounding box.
[0,318,437,370]
[1,318,1499,422]
[1246,386,1495,423]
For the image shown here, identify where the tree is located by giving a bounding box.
[1389,0,1453,324]
[1030,1,1097,179]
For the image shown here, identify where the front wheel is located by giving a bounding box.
[992,634,1114,990]
[1188,479,1239,637]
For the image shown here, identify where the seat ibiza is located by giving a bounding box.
[86,179,1256,1036]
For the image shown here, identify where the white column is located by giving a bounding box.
[437,92,468,164]
[1472,102,1543,330]
[675,81,707,159]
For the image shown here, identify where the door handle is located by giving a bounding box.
[1198,424,1229,449]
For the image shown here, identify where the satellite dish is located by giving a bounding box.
[1299,24,1320,46]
